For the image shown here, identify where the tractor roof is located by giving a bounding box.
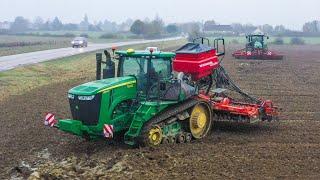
[115,50,175,58]
[248,34,265,37]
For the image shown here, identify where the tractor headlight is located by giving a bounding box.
[78,95,95,101]
[71,41,75,44]
[68,93,75,99]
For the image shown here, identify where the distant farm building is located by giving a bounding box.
[0,21,11,30]
[204,24,233,33]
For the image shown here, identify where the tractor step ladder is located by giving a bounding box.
[124,105,155,145]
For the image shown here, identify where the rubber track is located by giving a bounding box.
[138,98,201,146]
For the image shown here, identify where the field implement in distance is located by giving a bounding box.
[232,34,284,60]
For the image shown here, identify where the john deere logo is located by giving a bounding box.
[75,105,79,110]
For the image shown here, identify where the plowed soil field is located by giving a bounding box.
[1,44,320,179]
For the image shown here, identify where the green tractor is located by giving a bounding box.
[232,34,284,60]
[48,46,215,146]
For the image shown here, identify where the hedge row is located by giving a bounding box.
[0,41,67,48]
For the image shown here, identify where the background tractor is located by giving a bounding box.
[45,37,279,146]
[232,34,284,60]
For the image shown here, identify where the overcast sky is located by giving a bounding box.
[1,0,319,30]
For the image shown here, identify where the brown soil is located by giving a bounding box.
[1,45,320,179]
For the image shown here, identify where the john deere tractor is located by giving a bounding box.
[232,33,284,60]
[46,38,278,146]
[52,48,209,146]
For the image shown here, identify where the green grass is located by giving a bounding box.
[28,30,143,43]
[0,39,187,101]
[0,35,71,44]
[0,31,143,56]
[0,35,71,56]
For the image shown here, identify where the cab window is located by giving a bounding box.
[151,58,172,79]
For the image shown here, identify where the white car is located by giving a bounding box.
[71,37,88,48]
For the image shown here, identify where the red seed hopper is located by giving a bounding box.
[173,42,220,81]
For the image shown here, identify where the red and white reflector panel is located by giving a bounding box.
[103,124,114,138]
[45,113,57,127]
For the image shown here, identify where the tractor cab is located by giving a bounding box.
[246,34,269,50]
[96,48,191,102]
[116,49,178,100]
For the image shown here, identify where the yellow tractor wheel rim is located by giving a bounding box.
[190,103,211,139]
[197,113,206,128]
[148,126,163,146]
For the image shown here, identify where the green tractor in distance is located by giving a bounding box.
[232,33,284,60]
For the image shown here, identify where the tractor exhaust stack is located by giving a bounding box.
[96,53,102,80]
[96,50,115,80]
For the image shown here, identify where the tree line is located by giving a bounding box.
[1,15,319,38]
[130,15,181,38]
[2,15,134,33]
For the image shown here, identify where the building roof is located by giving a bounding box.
[0,21,11,29]
[204,24,233,31]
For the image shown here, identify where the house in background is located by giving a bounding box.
[203,21,234,34]
[0,21,11,30]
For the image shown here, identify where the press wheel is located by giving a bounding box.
[189,102,212,139]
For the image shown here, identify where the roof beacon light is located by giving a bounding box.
[112,46,117,55]
[127,48,135,54]
[149,48,154,54]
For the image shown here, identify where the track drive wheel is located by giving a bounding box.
[140,125,163,147]
[146,125,163,146]
[189,102,212,139]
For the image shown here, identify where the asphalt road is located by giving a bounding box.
[0,37,182,72]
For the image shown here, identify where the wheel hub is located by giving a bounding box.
[148,126,163,146]
[189,103,212,139]
[197,113,206,128]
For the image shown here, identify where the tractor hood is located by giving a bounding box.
[68,76,136,96]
